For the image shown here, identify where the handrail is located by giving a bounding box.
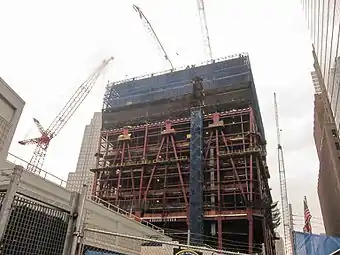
[89,195,164,234]
[6,153,165,233]
[6,152,67,187]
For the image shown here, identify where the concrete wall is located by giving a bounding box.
[0,167,170,254]
[0,78,25,166]
[84,198,170,254]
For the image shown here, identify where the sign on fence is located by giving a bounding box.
[173,248,202,255]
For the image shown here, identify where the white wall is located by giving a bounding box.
[0,77,25,167]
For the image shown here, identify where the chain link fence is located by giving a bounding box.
[0,194,69,254]
[0,166,69,255]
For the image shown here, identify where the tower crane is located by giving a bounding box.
[274,93,293,255]
[196,0,213,60]
[132,4,174,70]
[18,57,114,173]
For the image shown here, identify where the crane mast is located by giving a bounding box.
[196,0,213,60]
[133,5,174,70]
[274,93,292,255]
[19,57,114,173]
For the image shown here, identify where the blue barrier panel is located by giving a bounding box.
[293,231,340,255]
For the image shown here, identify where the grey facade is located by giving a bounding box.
[0,77,25,168]
[312,57,340,236]
[302,1,340,237]
[302,0,340,129]
[66,112,101,197]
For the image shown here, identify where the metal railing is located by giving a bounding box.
[6,153,165,233]
[108,52,250,87]
[89,195,164,234]
[5,153,165,234]
[6,152,67,187]
[81,228,249,255]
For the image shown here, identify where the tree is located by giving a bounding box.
[271,201,281,229]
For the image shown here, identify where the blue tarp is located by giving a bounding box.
[103,56,251,109]
[293,231,340,255]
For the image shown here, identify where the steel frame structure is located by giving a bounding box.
[92,107,275,254]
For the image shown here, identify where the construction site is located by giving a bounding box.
[91,54,277,254]
[0,2,288,255]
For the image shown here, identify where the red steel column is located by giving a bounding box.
[139,125,148,204]
[143,137,165,202]
[170,135,189,225]
[215,128,223,250]
[116,142,126,204]
[218,218,223,250]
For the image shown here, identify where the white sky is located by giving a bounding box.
[0,0,324,234]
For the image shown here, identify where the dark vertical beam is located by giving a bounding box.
[189,76,204,245]
[248,108,254,254]
[189,107,203,245]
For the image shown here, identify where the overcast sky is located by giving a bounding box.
[0,0,324,234]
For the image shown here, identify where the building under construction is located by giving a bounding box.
[92,54,276,254]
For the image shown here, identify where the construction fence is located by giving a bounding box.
[293,231,340,255]
[79,228,248,255]
[0,164,248,255]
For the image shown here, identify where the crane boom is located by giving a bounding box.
[19,57,114,173]
[47,58,113,136]
[274,92,293,255]
[133,4,174,69]
[196,0,213,60]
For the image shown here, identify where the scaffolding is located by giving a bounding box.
[92,55,276,254]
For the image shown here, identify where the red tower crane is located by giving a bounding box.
[18,57,114,173]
